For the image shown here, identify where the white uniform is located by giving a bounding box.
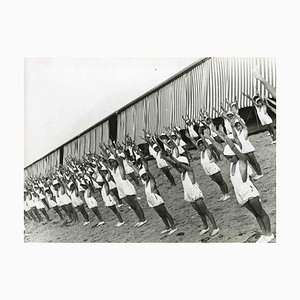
[70,190,84,207]
[105,174,117,190]
[200,150,220,176]
[124,159,134,175]
[144,181,164,208]
[32,194,45,209]
[187,124,198,138]
[230,161,259,205]
[84,190,98,209]
[57,189,72,205]
[46,193,57,208]
[208,123,218,138]
[236,129,255,154]
[224,119,234,139]
[181,172,203,202]
[27,194,36,209]
[101,186,116,207]
[111,166,136,198]
[151,150,168,169]
[255,105,273,126]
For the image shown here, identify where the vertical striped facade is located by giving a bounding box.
[25,57,276,177]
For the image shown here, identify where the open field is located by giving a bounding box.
[24,131,276,243]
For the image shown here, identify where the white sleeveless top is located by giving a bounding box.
[58,188,72,205]
[255,105,272,125]
[181,172,203,202]
[32,194,45,209]
[111,166,136,198]
[84,189,98,209]
[105,174,117,190]
[200,150,220,176]
[101,186,116,207]
[46,193,57,208]
[70,190,84,207]
[236,129,255,153]
[123,159,134,174]
[187,124,198,138]
[144,181,164,207]
[230,161,259,205]
[26,194,36,208]
[154,150,168,168]
[208,123,218,137]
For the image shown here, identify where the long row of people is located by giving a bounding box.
[24,90,276,242]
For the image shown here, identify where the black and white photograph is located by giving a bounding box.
[24,57,276,243]
[3,1,300,300]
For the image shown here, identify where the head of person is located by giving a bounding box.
[166,139,175,149]
[203,127,211,136]
[197,139,206,152]
[153,144,160,153]
[226,111,234,120]
[69,182,75,192]
[253,95,263,107]
[139,168,150,182]
[108,155,118,169]
[170,132,177,140]
[176,156,189,173]
[234,120,243,132]
[223,144,241,163]
[205,117,212,124]
[99,167,108,177]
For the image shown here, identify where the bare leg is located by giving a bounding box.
[246,152,262,175]
[195,198,218,229]
[109,205,123,223]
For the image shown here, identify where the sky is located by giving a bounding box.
[24,57,198,167]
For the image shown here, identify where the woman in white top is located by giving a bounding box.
[32,188,51,222]
[25,189,42,222]
[231,115,263,180]
[99,144,147,227]
[149,141,176,187]
[216,130,274,243]
[243,92,276,143]
[53,178,77,224]
[99,176,125,227]
[191,133,230,202]
[24,191,35,221]
[98,165,123,207]
[44,188,64,221]
[68,182,90,225]
[163,153,220,237]
[139,162,177,235]
[80,179,105,227]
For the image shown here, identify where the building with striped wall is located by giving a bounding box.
[24,57,276,177]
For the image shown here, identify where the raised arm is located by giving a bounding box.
[252,68,276,99]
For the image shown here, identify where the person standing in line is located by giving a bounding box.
[99,144,147,228]
[162,152,220,237]
[211,129,274,243]
[242,92,276,144]
[230,115,263,180]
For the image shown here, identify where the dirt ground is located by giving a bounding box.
[24,131,276,243]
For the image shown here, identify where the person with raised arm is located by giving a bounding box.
[148,134,176,187]
[242,92,276,143]
[99,144,147,227]
[67,178,90,226]
[230,113,263,180]
[99,173,125,227]
[80,175,105,227]
[214,129,274,243]
[192,132,231,201]
[44,186,64,221]
[162,151,220,237]
[139,155,177,235]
